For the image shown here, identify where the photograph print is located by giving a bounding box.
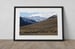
[14,6,64,41]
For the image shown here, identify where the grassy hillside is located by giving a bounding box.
[20,15,57,35]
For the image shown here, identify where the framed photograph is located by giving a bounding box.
[14,6,64,41]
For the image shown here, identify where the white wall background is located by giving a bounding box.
[0,0,75,40]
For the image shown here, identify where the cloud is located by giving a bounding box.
[29,12,57,18]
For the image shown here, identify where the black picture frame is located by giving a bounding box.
[14,6,64,41]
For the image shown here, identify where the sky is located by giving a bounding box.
[20,12,57,18]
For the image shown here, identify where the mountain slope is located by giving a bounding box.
[20,17,36,26]
[20,15,57,35]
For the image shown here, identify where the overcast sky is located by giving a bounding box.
[20,12,57,18]
[19,8,61,18]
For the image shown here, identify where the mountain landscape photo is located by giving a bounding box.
[20,14,58,35]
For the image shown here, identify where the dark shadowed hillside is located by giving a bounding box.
[20,15,57,35]
[20,17,37,26]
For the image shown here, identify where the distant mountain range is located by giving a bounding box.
[29,16,47,22]
[20,15,57,26]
